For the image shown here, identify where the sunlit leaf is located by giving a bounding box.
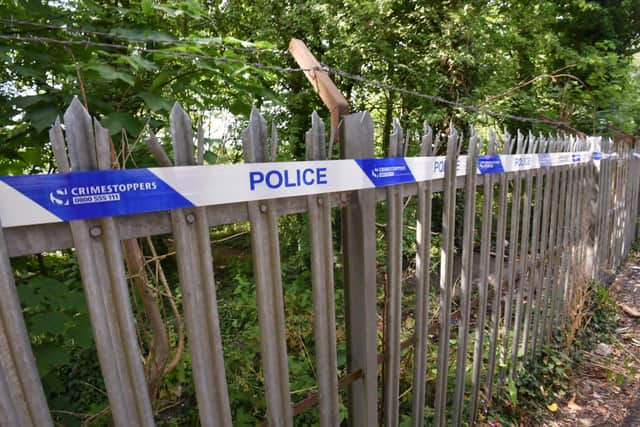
[110,28,176,44]
[126,55,158,72]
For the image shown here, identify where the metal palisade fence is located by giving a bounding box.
[0,97,639,426]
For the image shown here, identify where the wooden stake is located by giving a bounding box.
[289,38,349,147]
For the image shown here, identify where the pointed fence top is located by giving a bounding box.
[242,107,269,163]
[341,111,374,159]
[170,102,195,166]
[447,126,459,155]
[420,121,433,156]
[49,116,70,173]
[63,96,97,171]
[389,119,403,157]
[488,129,496,154]
[94,119,111,170]
[306,111,326,161]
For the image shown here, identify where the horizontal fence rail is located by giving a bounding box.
[0,98,638,426]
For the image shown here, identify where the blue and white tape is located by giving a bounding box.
[0,150,601,228]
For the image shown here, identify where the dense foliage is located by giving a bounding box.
[2,1,639,425]
[2,0,640,174]
[485,283,619,426]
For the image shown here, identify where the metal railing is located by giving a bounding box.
[1,99,639,426]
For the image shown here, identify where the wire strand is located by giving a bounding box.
[1,18,288,55]
[0,32,567,127]
[0,34,311,72]
[325,67,565,125]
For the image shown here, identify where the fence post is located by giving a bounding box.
[341,111,378,427]
[382,119,406,426]
[530,137,553,358]
[631,139,640,240]
[166,104,232,426]
[0,220,53,427]
[521,135,545,357]
[52,97,154,426]
[469,130,496,423]
[434,127,460,427]
[411,122,435,427]
[243,109,293,427]
[485,131,513,403]
[452,128,479,426]
[512,134,537,366]
[305,112,340,426]
[501,131,525,383]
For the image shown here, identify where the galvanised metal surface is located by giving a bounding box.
[452,130,478,427]
[167,103,232,427]
[469,130,496,424]
[53,98,154,427]
[341,111,378,427]
[383,119,406,427]
[243,109,293,427]
[0,219,52,427]
[485,131,514,405]
[305,112,340,427]
[2,100,639,427]
[411,122,435,427]
[501,132,525,384]
[434,128,459,427]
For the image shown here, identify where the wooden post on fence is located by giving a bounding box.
[341,112,378,427]
[289,38,349,147]
[0,219,53,427]
[290,39,373,425]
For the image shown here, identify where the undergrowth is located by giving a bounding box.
[483,282,618,426]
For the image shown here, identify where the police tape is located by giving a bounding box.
[0,150,607,228]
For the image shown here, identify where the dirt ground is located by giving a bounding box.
[550,252,640,427]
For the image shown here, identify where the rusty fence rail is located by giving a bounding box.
[1,99,639,426]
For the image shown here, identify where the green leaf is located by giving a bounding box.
[65,292,88,314]
[223,36,251,48]
[28,276,67,303]
[32,342,70,377]
[254,40,277,49]
[28,106,58,132]
[139,92,172,112]
[150,71,172,91]
[126,55,158,72]
[506,379,518,405]
[15,94,56,109]
[41,370,65,394]
[85,64,135,86]
[101,113,143,136]
[228,100,252,116]
[19,147,44,166]
[110,28,176,43]
[190,36,223,46]
[30,312,72,336]
[203,151,217,165]
[17,285,45,307]
[153,5,185,18]
[14,66,43,79]
[67,314,94,349]
[141,0,154,16]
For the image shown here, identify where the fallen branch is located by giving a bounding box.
[618,302,640,318]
